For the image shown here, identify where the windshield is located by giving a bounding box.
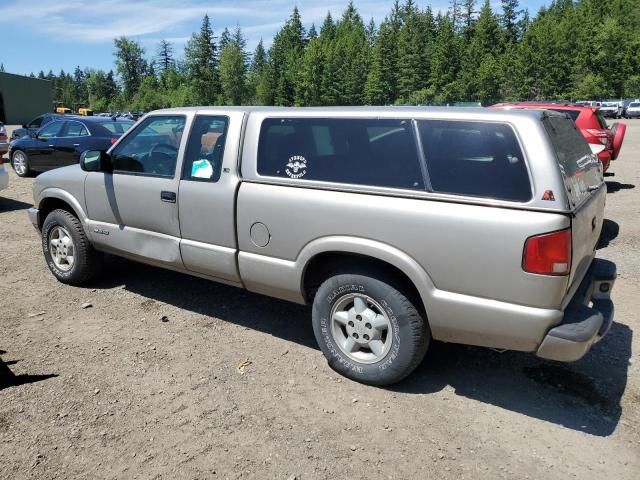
[629,103,640,108]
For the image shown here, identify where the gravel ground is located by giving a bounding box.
[1,122,639,479]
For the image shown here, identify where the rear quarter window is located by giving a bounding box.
[257,118,425,190]
[417,120,532,202]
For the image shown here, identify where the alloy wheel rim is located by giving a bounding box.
[48,226,75,272]
[13,152,26,175]
[330,293,393,364]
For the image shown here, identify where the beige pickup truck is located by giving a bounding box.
[28,107,615,385]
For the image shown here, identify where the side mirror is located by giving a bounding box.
[80,150,112,173]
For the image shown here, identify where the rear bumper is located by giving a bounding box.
[536,258,616,362]
[0,142,8,154]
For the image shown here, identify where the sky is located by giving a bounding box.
[1,0,551,76]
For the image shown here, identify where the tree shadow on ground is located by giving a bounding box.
[606,181,635,194]
[597,219,620,249]
[0,197,32,213]
[0,350,58,391]
[92,257,631,438]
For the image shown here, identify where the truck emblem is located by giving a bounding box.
[93,227,110,236]
[285,155,307,179]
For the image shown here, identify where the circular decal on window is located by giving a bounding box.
[285,155,307,179]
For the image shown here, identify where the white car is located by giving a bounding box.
[625,101,640,119]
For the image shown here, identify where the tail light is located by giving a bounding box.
[110,137,118,145]
[586,129,610,145]
[0,157,4,165]
[523,228,572,276]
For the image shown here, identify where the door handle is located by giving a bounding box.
[160,191,176,203]
[48,145,55,148]
[73,143,80,147]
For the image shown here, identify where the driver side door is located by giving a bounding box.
[84,114,189,268]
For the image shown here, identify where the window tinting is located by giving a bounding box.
[257,118,424,190]
[28,117,44,129]
[549,109,580,121]
[110,115,185,177]
[418,120,531,202]
[37,121,63,139]
[182,115,229,182]
[64,121,89,137]
[101,121,135,135]
[543,115,599,207]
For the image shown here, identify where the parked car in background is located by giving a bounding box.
[625,101,640,119]
[9,116,134,177]
[575,100,601,108]
[599,101,622,119]
[28,106,616,385]
[10,113,65,141]
[490,102,626,172]
[0,122,8,156]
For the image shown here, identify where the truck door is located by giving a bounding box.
[177,112,243,284]
[84,114,188,268]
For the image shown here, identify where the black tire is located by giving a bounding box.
[312,272,430,386]
[11,150,32,177]
[42,209,103,285]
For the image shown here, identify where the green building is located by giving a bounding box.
[0,72,53,125]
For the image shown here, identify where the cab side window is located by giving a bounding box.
[63,121,89,137]
[182,115,229,182]
[37,121,63,139]
[28,116,44,129]
[110,115,186,177]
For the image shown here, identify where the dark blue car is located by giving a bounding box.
[9,116,135,177]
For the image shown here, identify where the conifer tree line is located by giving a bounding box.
[26,0,640,111]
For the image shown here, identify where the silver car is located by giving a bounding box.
[27,107,616,385]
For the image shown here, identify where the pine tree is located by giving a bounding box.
[429,14,462,103]
[397,6,432,102]
[156,40,175,74]
[247,39,270,105]
[501,0,522,42]
[325,1,369,105]
[73,66,88,104]
[268,6,305,106]
[307,24,318,41]
[184,14,219,105]
[219,26,248,105]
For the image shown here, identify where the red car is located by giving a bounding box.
[490,103,626,172]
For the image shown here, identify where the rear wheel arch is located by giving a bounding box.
[302,249,430,322]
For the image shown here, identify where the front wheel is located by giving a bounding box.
[312,272,430,386]
[11,150,32,177]
[42,209,103,285]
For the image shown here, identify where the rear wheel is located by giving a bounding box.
[42,209,103,285]
[312,272,429,386]
[11,150,31,177]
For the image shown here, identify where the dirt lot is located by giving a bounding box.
[1,122,639,480]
